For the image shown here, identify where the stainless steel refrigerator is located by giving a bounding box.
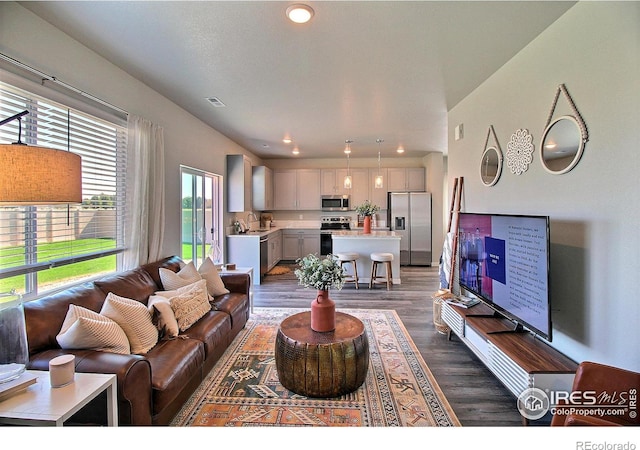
[388,192,432,266]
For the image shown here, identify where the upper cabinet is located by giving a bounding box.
[273,169,321,210]
[321,168,368,208]
[386,167,425,192]
[252,166,273,211]
[227,155,252,212]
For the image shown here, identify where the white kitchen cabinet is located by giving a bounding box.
[227,155,252,212]
[281,230,320,260]
[252,165,273,211]
[273,169,321,210]
[368,168,389,209]
[322,168,368,203]
[386,167,425,192]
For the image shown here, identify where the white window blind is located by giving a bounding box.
[0,82,127,298]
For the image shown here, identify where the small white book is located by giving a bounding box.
[0,372,37,402]
[445,296,480,309]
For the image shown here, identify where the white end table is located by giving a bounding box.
[221,266,254,313]
[0,370,118,426]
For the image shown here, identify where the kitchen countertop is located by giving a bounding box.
[227,225,319,238]
[331,230,401,239]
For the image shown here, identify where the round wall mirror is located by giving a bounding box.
[480,146,503,186]
[540,115,585,174]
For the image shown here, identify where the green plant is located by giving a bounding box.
[294,253,346,291]
[355,200,380,216]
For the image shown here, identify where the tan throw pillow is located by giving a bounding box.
[168,279,211,332]
[56,304,130,355]
[198,257,230,297]
[159,261,202,291]
[147,294,179,339]
[101,293,158,354]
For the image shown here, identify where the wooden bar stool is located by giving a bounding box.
[369,252,394,290]
[336,252,360,289]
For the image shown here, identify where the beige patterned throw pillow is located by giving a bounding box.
[56,304,130,355]
[159,261,202,290]
[101,293,158,354]
[168,279,211,332]
[198,257,229,297]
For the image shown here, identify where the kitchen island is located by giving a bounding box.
[331,230,402,285]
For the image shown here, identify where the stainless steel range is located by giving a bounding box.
[320,216,351,256]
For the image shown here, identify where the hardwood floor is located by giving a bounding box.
[253,264,524,427]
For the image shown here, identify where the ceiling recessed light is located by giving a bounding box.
[292,147,300,155]
[283,138,292,144]
[205,97,226,107]
[286,4,314,24]
[397,147,405,154]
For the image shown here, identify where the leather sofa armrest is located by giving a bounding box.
[220,273,250,297]
[29,349,152,426]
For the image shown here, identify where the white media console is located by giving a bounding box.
[441,301,577,423]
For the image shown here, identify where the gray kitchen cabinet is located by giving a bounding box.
[227,154,252,212]
[252,165,273,211]
[273,169,321,210]
[281,230,320,260]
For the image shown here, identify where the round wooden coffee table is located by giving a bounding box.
[275,311,369,398]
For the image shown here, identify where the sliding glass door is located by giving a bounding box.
[180,166,223,268]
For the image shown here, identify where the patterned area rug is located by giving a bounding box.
[171,308,460,427]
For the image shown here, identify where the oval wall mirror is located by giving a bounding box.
[480,146,503,186]
[539,115,584,174]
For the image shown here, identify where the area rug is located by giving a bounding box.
[265,265,293,276]
[170,308,460,427]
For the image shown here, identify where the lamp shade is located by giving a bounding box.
[0,144,82,205]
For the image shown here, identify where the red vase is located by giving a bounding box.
[363,216,372,234]
[311,290,336,332]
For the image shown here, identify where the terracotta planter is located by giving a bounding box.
[363,216,372,234]
[310,290,336,332]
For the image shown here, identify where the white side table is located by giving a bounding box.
[0,370,118,426]
[221,266,254,313]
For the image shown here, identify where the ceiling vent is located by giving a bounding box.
[206,97,226,107]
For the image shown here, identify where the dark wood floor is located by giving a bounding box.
[253,264,524,427]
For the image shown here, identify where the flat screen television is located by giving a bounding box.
[457,212,552,341]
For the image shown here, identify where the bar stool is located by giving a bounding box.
[369,252,394,290]
[336,252,360,289]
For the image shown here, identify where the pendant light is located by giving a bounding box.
[375,139,384,189]
[343,140,353,189]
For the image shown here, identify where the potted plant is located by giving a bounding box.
[355,200,380,234]
[294,253,345,332]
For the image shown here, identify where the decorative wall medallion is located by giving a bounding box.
[506,129,534,175]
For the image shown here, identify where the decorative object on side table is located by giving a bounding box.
[355,200,380,234]
[294,253,346,332]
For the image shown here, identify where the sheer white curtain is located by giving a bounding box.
[123,115,165,269]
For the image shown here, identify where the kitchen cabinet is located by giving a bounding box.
[273,169,321,210]
[322,168,368,204]
[386,167,425,192]
[282,230,320,260]
[252,165,273,211]
[267,230,282,271]
[227,155,252,212]
[226,234,261,285]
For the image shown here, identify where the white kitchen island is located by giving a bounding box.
[331,231,402,285]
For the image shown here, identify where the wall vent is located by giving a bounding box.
[206,97,226,107]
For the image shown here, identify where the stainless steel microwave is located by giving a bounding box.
[321,195,350,212]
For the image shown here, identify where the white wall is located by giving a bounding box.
[448,2,640,371]
[0,2,263,259]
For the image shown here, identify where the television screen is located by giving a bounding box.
[458,212,552,341]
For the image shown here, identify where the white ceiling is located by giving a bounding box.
[21,1,575,160]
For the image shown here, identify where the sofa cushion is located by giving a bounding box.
[56,305,130,354]
[181,310,232,363]
[95,268,158,305]
[168,279,211,332]
[101,293,158,354]
[212,292,249,334]
[147,295,179,339]
[159,261,201,290]
[198,258,230,297]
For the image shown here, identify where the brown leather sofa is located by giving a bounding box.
[23,255,250,426]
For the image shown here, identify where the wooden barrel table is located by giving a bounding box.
[275,311,369,398]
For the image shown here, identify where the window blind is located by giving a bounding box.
[0,82,127,298]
